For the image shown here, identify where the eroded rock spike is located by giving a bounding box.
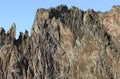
[7,23,16,39]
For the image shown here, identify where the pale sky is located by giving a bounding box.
[0,0,120,37]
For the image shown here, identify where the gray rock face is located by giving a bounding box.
[0,5,120,79]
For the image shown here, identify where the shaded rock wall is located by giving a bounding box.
[0,5,120,79]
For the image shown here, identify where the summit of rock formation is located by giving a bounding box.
[0,5,120,79]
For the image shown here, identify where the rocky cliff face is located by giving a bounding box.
[0,5,120,79]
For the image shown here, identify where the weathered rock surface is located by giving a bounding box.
[0,5,120,79]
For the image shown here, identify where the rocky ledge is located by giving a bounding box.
[0,5,120,79]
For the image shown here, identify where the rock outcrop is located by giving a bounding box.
[0,5,120,79]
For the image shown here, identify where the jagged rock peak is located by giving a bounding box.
[0,5,120,79]
[111,5,120,11]
[7,23,16,39]
[0,27,5,35]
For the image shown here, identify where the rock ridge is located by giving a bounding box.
[0,5,120,79]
